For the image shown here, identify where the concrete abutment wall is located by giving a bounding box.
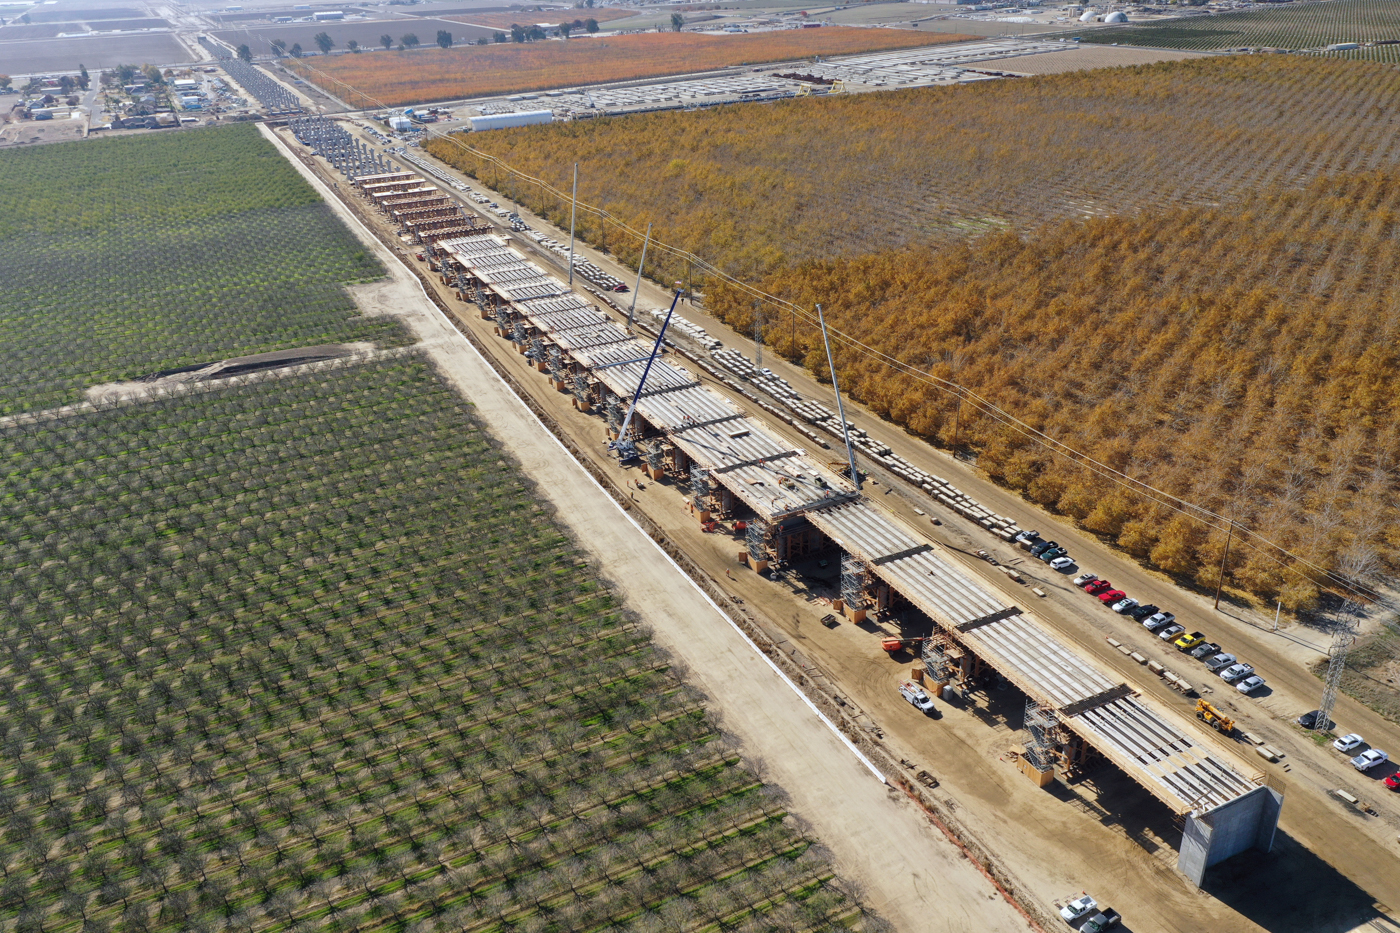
[1177,785,1284,885]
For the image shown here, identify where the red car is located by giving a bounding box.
[1097,589,1127,604]
[1085,580,1113,595]
[1385,772,1400,791]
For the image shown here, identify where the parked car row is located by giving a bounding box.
[1073,573,1266,694]
[1014,530,1076,570]
[1331,732,1396,780]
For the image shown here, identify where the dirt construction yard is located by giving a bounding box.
[272,122,1400,933]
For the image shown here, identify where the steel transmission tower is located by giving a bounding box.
[1317,623,1356,732]
[1316,551,1377,731]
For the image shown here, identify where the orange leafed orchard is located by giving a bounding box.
[424,55,1400,607]
[290,28,973,105]
[431,55,1400,280]
[705,170,1400,612]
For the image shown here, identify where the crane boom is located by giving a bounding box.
[612,290,681,461]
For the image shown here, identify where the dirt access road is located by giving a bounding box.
[262,124,1034,933]
[381,136,1400,930]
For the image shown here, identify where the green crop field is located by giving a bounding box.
[1081,0,1400,60]
[0,124,408,416]
[0,357,858,933]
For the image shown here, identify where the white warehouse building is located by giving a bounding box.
[469,110,553,132]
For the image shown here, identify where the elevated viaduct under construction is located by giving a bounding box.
[360,170,1282,885]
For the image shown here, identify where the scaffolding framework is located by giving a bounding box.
[605,393,624,432]
[640,439,667,473]
[1024,699,1061,774]
[546,346,568,382]
[920,629,958,684]
[571,374,592,406]
[746,519,770,562]
[690,465,712,511]
[840,553,869,610]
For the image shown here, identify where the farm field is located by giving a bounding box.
[0,357,858,933]
[81,17,172,31]
[25,5,144,22]
[1080,0,1400,60]
[427,53,1400,607]
[0,125,406,415]
[0,32,187,72]
[0,22,71,38]
[289,28,975,105]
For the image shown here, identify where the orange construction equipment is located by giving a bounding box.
[1195,699,1235,735]
[882,636,930,655]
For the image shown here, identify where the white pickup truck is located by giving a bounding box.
[899,681,937,714]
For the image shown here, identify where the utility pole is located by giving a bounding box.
[817,304,860,492]
[1213,520,1234,610]
[567,162,577,288]
[951,388,961,453]
[627,221,651,328]
[753,301,762,373]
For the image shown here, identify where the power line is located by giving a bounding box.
[283,61,1387,609]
